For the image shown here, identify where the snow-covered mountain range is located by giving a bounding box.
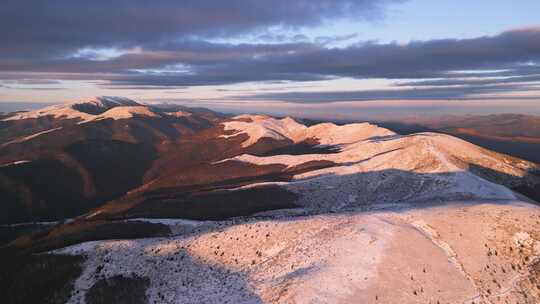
[1,97,540,303]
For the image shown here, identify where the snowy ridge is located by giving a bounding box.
[71,96,140,110]
[221,114,395,147]
[221,115,307,147]
[222,130,537,210]
[79,106,159,123]
[55,201,540,304]
[218,115,537,211]
[2,96,148,122]
[302,122,396,145]
[3,103,95,121]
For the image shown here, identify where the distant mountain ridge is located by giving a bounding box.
[1,98,538,225]
[3,97,540,304]
[374,113,540,164]
[0,97,220,223]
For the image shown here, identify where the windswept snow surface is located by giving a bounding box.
[56,201,540,304]
[55,212,394,304]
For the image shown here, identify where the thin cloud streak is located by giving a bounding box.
[232,83,540,103]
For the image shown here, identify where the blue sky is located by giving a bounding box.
[346,0,540,41]
[0,0,539,118]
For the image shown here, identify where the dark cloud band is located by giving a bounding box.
[0,0,539,103]
[231,83,540,103]
[0,0,399,58]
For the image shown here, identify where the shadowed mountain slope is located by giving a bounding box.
[2,99,540,304]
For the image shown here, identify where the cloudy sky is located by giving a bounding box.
[1,0,539,119]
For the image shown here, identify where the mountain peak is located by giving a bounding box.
[2,96,143,121]
[69,96,141,115]
[221,115,395,147]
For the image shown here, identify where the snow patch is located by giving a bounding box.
[2,127,63,147]
[513,232,533,248]
[0,160,31,167]
[164,111,192,118]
